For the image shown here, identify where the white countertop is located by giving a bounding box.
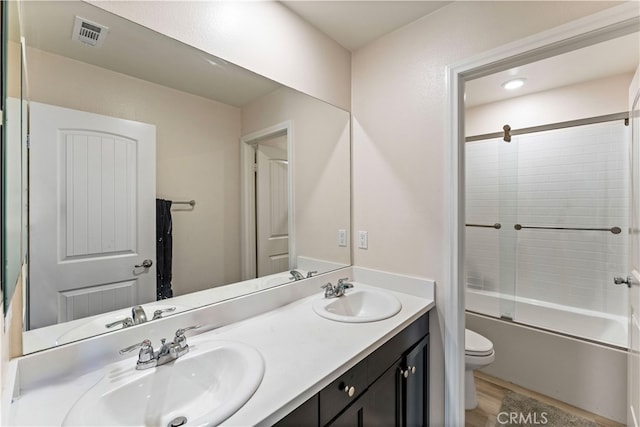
[9,280,434,426]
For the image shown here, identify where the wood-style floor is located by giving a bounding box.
[465,371,624,427]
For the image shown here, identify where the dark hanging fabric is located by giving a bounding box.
[156,199,173,300]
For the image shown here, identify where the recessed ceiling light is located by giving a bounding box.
[502,78,526,90]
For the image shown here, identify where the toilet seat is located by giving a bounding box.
[465,329,493,357]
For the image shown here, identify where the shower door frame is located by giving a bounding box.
[444,4,640,426]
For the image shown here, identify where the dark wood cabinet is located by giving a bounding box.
[274,395,319,427]
[362,358,401,427]
[401,336,429,427]
[275,312,430,427]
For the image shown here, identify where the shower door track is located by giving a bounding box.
[465,111,629,143]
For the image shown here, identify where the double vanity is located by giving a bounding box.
[6,267,434,426]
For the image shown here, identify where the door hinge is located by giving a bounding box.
[253,163,257,173]
[27,134,31,149]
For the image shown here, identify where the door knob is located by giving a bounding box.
[135,259,153,269]
[613,275,638,288]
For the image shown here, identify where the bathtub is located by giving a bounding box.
[466,288,627,348]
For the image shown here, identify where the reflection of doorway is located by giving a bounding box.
[255,134,289,276]
[240,121,294,280]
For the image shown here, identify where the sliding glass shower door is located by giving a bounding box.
[465,135,517,321]
[465,118,630,347]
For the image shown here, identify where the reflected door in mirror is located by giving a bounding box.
[29,102,157,329]
[256,135,289,276]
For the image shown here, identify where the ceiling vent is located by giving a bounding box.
[71,16,109,47]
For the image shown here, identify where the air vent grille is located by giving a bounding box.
[72,16,109,47]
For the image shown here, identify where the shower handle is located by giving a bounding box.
[613,275,638,288]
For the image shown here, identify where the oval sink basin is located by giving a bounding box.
[312,288,402,323]
[62,340,264,427]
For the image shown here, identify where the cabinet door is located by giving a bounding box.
[365,359,401,426]
[402,336,429,427]
[326,395,366,427]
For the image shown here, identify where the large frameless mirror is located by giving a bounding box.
[18,1,351,353]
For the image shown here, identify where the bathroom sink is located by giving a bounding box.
[62,340,264,427]
[312,288,402,323]
[56,304,190,345]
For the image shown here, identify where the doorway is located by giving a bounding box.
[445,5,640,426]
[240,122,294,280]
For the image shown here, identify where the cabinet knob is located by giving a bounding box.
[343,385,355,397]
[400,366,416,378]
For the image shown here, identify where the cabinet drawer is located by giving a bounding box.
[319,359,368,426]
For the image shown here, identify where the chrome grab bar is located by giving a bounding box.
[514,224,622,234]
[465,223,501,229]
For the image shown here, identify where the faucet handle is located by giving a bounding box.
[175,325,200,338]
[321,282,336,298]
[152,307,176,320]
[105,317,134,329]
[175,325,200,346]
[120,339,156,368]
[306,271,318,278]
[174,325,201,354]
[337,277,350,285]
[120,339,155,360]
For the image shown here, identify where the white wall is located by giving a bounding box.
[26,47,243,297]
[351,2,623,424]
[466,73,633,136]
[242,87,351,269]
[87,0,352,111]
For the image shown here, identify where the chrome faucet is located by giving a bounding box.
[290,269,318,280]
[289,270,305,281]
[105,305,177,329]
[105,317,133,329]
[131,305,147,325]
[119,325,200,370]
[152,307,177,320]
[321,278,353,298]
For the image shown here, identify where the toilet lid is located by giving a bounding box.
[465,329,493,356]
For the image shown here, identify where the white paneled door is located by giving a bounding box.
[629,65,640,427]
[256,134,289,277]
[29,102,156,329]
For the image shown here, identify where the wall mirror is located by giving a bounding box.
[19,1,351,353]
[3,0,28,315]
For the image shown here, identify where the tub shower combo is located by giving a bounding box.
[465,115,630,349]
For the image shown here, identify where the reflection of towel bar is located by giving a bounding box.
[172,200,196,207]
[514,224,621,234]
[465,223,501,229]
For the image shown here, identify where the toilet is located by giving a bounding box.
[465,329,495,410]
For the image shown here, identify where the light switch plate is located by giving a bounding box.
[338,229,347,247]
[358,231,368,249]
